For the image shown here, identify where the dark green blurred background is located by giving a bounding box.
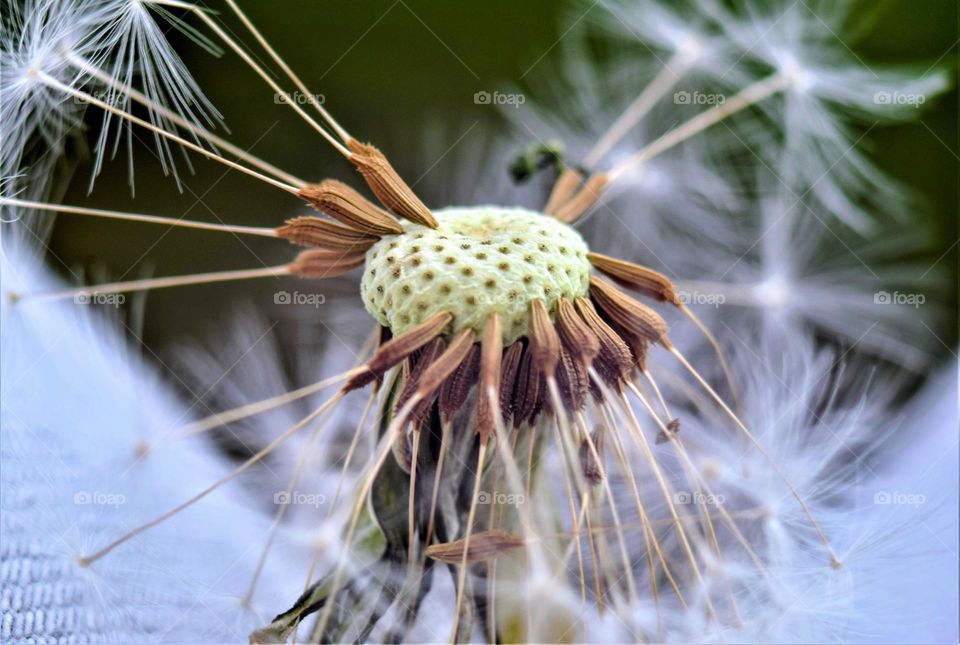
[48,0,957,355]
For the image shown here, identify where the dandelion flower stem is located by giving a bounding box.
[0,198,279,238]
[35,72,302,194]
[608,72,791,182]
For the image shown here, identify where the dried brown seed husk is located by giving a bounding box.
[511,345,541,429]
[395,336,447,426]
[545,167,584,215]
[439,343,481,424]
[555,298,600,364]
[287,248,366,279]
[498,341,524,423]
[425,529,525,564]
[414,329,477,401]
[347,139,438,229]
[345,311,452,391]
[528,299,561,374]
[587,252,680,305]
[574,297,634,387]
[277,216,379,251]
[554,173,609,223]
[475,314,504,440]
[589,276,670,346]
[579,426,605,485]
[656,418,682,444]
[555,345,589,412]
[298,179,404,236]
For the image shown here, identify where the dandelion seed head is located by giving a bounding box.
[361,206,590,342]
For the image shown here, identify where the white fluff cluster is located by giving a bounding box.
[0,248,309,643]
[504,0,951,370]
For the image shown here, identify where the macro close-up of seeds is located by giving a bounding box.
[1,1,957,643]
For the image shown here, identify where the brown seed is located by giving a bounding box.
[498,341,524,423]
[414,329,476,401]
[345,311,452,391]
[347,139,438,229]
[589,276,670,347]
[579,426,605,485]
[425,529,525,564]
[287,248,366,279]
[396,337,448,428]
[555,298,600,365]
[528,299,560,375]
[277,216,378,250]
[511,345,541,429]
[574,297,634,386]
[297,179,404,236]
[555,345,589,411]
[553,173,609,223]
[587,252,680,305]
[475,314,503,440]
[656,418,681,444]
[439,343,481,424]
[544,167,583,215]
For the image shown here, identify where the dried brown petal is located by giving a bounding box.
[475,314,503,440]
[345,311,452,391]
[528,299,561,375]
[589,276,670,347]
[425,529,525,564]
[587,252,680,305]
[544,167,583,215]
[277,216,379,251]
[287,248,366,279]
[347,139,438,229]
[297,179,404,236]
[439,343,481,423]
[554,173,609,223]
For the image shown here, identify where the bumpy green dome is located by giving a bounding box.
[360,206,591,343]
